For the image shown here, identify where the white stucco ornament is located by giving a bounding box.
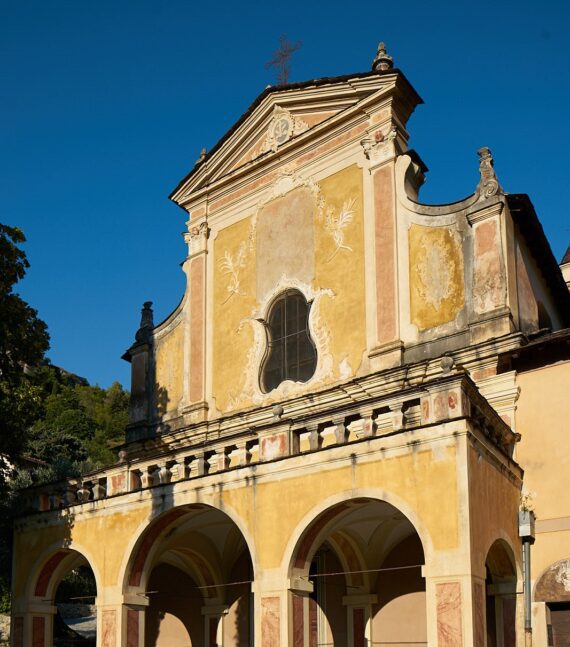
[554,560,570,592]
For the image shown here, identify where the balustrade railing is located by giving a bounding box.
[18,374,517,515]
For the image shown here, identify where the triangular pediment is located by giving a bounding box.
[170,71,410,207]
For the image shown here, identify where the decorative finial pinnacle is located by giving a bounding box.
[135,301,154,343]
[195,148,207,166]
[372,42,394,72]
[476,147,503,200]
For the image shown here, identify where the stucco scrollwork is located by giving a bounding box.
[226,277,334,409]
[260,106,310,154]
[360,123,398,164]
[476,147,503,200]
[184,221,209,257]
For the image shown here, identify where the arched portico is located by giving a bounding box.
[12,545,99,647]
[287,497,427,647]
[484,539,518,647]
[122,504,255,647]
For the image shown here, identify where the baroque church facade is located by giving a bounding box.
[11,44,570,647]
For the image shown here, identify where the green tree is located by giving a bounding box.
[0,224,50,491]
[0,223,50,612]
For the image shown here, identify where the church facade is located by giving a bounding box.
[11,45,570,647]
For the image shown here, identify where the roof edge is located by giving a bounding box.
[168,68,422,203]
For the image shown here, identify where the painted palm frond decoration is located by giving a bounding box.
[325,197,356,261]
[219,221,257,305]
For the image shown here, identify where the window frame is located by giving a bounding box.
[259,289,317,393]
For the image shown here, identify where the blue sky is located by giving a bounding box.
[2,0,569,388]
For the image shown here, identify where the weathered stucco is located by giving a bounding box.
[409,224,465,331]
[154,322,184,415]
[212,164,365,413]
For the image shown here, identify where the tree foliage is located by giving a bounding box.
[0,224,50,490]
[0,223,129,613]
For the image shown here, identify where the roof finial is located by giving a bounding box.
[195,148,207,166]
[372,42,394,72]
[135,301,154,343]
[476,147,503,200]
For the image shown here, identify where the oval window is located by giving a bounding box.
[260,290,317,393]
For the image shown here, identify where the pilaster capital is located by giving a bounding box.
[184,220,209,258]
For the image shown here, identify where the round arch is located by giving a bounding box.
[281,488,432,578]
[27,540,102,603]
[121,502,256,647]
[485,538,518,647]
[534,557,570,603]
[481,533,522,582]
[284,490,429,647]
[120,501,258,594]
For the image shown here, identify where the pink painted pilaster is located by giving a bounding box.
[261,597,280,647]
[101,609,117,647]
[126,608,140,647]
[291,594,304,646]
[352,608,365,647]
[373,166,397,346]
[31,616,45,647]
[182,219,209,418]
[189,255,205,403]
[436,582,463,646]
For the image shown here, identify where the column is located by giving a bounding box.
[201,604,229,647]
[343,594,377,647]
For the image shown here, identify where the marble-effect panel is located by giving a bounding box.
[436,582,463,647]
[261,597,280,647]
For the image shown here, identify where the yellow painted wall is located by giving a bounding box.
[154,322,184,415]
[212,214,257,412]
[315,164,366,380]
[516,361,570,578]
[211,164,366,414]
[15,443,460,598]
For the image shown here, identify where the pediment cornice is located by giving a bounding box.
[170,70,420,210]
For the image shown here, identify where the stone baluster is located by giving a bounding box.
[359,408,376,438]
[235,442,252,467]
[333,416,348,445]
[158,464,172,485]
[92,479,107,500]
[307,423,323,451]
[77,482,92,502]
[206,451,218,474]
[390,403,406,431]
[167,461,182,482]
[192,453,207,477]
[217,447,231,471]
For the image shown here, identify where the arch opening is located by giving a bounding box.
[289,498,426,647]
[534,557,570,646]
[32,548,98,647]
[485,539,517,647]
[126,505,254,647]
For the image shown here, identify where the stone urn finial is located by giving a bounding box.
[372,42,394,72]
[135,301,154,343]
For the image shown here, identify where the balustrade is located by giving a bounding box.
[16,375,518,515]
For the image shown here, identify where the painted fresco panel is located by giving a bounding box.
[409,224,465,330]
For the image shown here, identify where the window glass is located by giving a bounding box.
[261,290,317,392]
